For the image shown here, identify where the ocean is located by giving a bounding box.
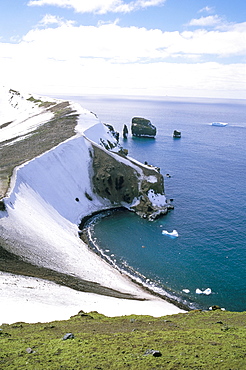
[62,95,246,312]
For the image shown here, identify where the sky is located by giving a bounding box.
[0,0,245,99]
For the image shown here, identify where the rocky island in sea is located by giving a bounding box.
[131,116,157,138]
[0,87,183,324]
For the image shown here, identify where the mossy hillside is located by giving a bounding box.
[1,310,245,369]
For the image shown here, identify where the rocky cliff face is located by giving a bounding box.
[131,117,156,138]
[92,143,169,220]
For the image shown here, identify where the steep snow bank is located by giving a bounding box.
[0,135,136,293]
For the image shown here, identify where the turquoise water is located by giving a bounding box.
[65,95,246,311]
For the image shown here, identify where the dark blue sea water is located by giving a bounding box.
[64,95,246,311]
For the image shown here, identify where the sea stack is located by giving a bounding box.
[123,124,128,139]
[131,117,156,138]
[173,130,181,138]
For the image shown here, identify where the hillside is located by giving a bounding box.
[0,88,80,200]
[1,310,246,369]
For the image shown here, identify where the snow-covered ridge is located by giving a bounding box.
[0,87,56,143]
[0,88,182,323]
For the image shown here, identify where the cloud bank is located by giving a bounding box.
[1,10,245,98]
[28,0,166,14]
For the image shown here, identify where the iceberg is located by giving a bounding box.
[203,288,212,295]
[196,288,212,295]
[211,122,228,127]
[162,229,178,238]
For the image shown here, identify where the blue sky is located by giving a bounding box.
[0,0,245,98]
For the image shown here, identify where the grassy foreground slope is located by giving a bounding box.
[1,310,246,369]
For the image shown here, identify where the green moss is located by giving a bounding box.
[27,96,42,104]
[26,96,55,108]
[0,310,246,369]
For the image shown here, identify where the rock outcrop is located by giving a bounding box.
[173,130,181,138]
[123,124,128,139]
[92,143,169,220]
[131,117,156,138]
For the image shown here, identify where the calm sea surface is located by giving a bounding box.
[61,95,246,311]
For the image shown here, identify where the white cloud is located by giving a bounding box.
[20,22,246,60]
[188,15,222,27]
[28,0,166,14]
[198,6,214,14]
[39,14,62,25]
[0,21,245,99]
[38,14,75,26]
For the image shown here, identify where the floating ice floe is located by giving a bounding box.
[195,288,212,295]
[211,122,228,127]
[182,289,190,294]
[162,229,178,238]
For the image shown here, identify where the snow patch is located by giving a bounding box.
[0,272,184,325]
[148,189,166,207]
[147,175,158,183]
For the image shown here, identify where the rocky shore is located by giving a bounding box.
[78,209,190,312]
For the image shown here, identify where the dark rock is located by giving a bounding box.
[118,148,128,156]
[0,200,6,211]
[0,331,11,337]
[131,117,156,138]
[173,130,181,138]
[210,305,221,311]
[62,333,75,340]
[123,124,128,139]
[104,124,119,142]
[144,349,162,357]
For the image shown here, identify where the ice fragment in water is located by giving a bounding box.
[196,288,212,295]
[162,229,178,238]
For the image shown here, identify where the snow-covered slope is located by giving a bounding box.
[0,88,184,323]
[0,87,55,143]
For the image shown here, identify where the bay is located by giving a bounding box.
[60,94,246,311]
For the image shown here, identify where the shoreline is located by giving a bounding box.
[0,242,187,324]
[79,208,191,312]
[0,245,143,300]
